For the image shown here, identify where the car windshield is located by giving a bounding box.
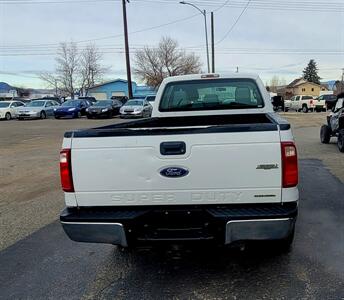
[126,100,144,106]
[62,100,81,107]
[0,102,10,108]
[93,101,112,106]
[159,79,264,112]
[27,100,45,107]
[146,96,155,102]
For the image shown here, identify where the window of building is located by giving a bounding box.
[302,88,306,92]
[312,88,314,92]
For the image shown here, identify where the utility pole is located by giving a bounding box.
[122,0,133,99]
[203,9,210,73]
[211,12,215,73]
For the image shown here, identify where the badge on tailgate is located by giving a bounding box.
[160,167,189,178]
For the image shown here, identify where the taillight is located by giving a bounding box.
[60,149,74,192]
[310,100,313,105]
[281,142,298,188]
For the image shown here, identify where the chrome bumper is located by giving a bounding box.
[61,218,293,247]
[61,222,128,247]
[225,218,294,244]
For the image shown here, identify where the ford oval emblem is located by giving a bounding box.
[160,167,189,178]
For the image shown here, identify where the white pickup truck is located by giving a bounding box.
[284,95,316,113]
[60,73,299,250]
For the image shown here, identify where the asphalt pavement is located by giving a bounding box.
[1,159,343,300]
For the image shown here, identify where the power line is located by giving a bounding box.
[0,13,200,49]
[215,0,251,45]
[212,0,231,12]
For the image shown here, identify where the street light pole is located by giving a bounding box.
[180,1,210,73]
[122,0,133,99]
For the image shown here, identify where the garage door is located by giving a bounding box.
[89,92,107,100]
[111,92,126,97]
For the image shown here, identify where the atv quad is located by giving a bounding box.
[320,93,344,152]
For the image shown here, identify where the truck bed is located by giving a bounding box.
[65,113,290,138]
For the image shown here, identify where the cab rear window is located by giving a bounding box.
[159,79,264,112]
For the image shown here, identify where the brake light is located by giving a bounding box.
[60,149,74,192]
[310,100,313,105]
[281,142,298,188]
[201,74,220,79]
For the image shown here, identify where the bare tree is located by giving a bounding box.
[79,44,107,96]
[56,42,79,99]
[269,76,287,93]
[39,72,60,96]
[39,42,106,98]
[134,37,202,87]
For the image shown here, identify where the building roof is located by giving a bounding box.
[287,78,321,88]
[287,78,305,88]
[293,81,321,88]
[89,79,137,90]
[0,82,14,92]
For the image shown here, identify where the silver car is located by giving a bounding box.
[119,99,152,118]
[17,100,60,120]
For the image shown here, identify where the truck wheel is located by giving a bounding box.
[273,226,295,253]
[278,228,295,252]
[302,105,308,113]
[337,130,344,152]
[320,125,331,144]
[284,108,289,112]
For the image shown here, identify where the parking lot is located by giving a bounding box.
[0,113,344,299]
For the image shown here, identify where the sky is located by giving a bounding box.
[0,0,343,89]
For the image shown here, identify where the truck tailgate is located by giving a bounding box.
[71,129,282,206]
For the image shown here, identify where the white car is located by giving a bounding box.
[59,73,298,251]
[144,94,156,105]
[0,101,25,120]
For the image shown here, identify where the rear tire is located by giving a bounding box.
[40,111,46,119]
[337,130,344,152]
[5,112,11,120]
[320,125,331,144]
[275,227,295,253]
[55,116,60,119]
[302,105,308,113]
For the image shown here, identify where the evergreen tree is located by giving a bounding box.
[303,59,321,84]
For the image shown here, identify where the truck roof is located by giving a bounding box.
[162,73,260,84]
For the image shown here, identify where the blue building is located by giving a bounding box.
[88,79,155,100]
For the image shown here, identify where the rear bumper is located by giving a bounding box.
[61,222,128,246]
[60,203,297,246]
[120,112,143,118]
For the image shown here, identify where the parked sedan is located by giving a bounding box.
[17,100,60,119]
[119,99,152,118]
[0,101,25,120]
[86,100,122,119]
[54,99,90,119]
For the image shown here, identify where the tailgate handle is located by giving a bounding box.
[160,141,186,155]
